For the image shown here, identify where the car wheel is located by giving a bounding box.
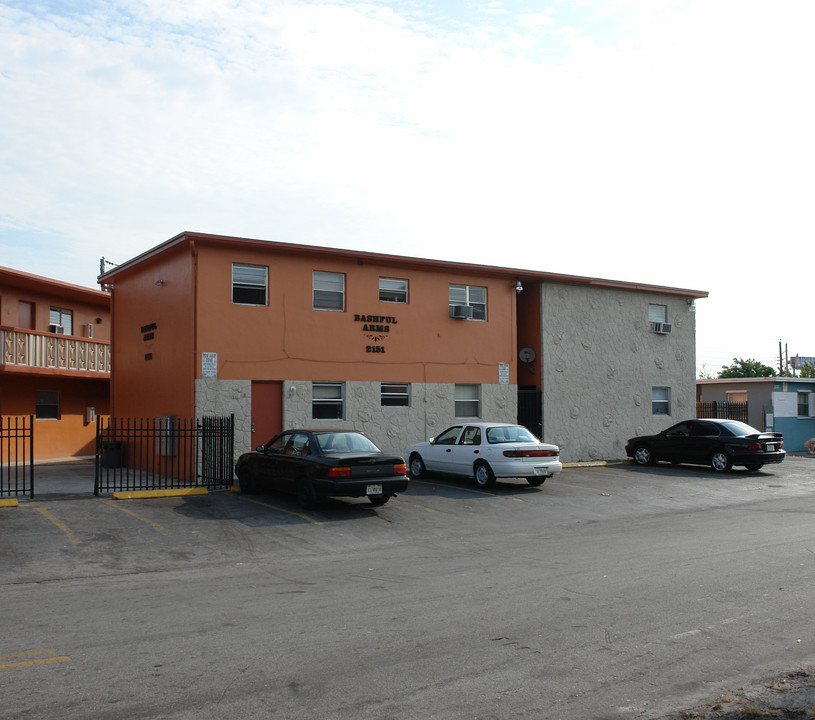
[237,468,256,494]
[474,461,496,488]
[296,479,321,509]
[710,451,733,472]
[632,446,653,465]
[526,477,546,487]
[369,494,391,506]
[745,463,764,471]
[409,454,427,478]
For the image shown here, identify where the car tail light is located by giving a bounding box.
[780,440,784,449]
[746,442,761,451]
[503,449,559,458]
[393,463,407,476]
[327,467,352,478]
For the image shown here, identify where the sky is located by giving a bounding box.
[1,0,813,377]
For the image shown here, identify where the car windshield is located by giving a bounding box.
[486,426,538,444]
[315,432,380,453]
[718,421,760,437]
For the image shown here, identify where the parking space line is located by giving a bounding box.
[99,498,172,537]
[31,505,82,545]
[241,496,323,525]
[410,479,526,501]
[0,649,71,671]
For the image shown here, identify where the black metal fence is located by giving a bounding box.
[94,415,234,495]
[0,415,34,498]
[696,401,748,424]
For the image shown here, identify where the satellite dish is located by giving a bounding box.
[519,347,536,363]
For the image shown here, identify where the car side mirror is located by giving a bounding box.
[256,445,265,452]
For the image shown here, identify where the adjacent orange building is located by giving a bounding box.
[0,266,111,461]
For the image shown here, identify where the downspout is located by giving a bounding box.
[190,236,198,421]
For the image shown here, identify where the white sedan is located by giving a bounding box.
[406,423,562,488]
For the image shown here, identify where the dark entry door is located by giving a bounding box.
[518,387,542,438]
[251,381,283,448]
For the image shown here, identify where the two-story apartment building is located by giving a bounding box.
[99,232,707,463]
[0,266,111,461]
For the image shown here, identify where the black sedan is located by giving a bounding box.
[235,429,408,508]
[625,419,786,472]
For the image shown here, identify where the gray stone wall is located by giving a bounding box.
[540,283,697,462]
[195,379,517,459]
[283,381,517,458]
[195,378,252,460]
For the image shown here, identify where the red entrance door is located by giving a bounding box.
[251,382,283,448]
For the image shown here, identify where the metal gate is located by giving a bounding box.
[0,415,34,498]
[94,415,234,495]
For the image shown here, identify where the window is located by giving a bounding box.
[648,304,667,323]
[449,285,487,320]
[798,392,810,417]
[455,384,480,418]
[652,387,671,415]
[313,272,345,310]
[312,382,344,419]
[381,382,410,407]
[379,278,408,303]
[232,263,268,305]
[49,307,73,335]
[35,390,59,419]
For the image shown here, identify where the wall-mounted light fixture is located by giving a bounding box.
[155,280,165,287]
[515,280,523,294]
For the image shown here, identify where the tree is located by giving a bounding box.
[718,357,777,378]
[801,362,815,378]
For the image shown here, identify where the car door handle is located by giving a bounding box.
[445,449,452,453]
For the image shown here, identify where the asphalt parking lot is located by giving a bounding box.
[2,456,814,719]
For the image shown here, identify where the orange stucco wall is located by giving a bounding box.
[194,243,518,384]
[109,246,196,419]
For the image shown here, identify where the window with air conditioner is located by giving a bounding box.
[449,285,486,320]
[49,307,73,335]
[648,304,670,334]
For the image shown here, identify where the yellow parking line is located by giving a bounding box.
[0,649,71,671]
[31,505,82,545]
[242,496,323,525]
[99,498,172,537]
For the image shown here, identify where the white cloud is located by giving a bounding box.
[1,0,813,370]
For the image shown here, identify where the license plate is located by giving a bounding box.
[366,484,383,495]
[766,443,776,451]
[534,467,548,475]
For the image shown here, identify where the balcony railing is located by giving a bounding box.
[1,327,110,375]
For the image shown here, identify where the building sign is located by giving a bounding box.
[201,352,218,379]
[354,314,397,354]
[498,362,510,385]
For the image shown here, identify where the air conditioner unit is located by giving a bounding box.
[451,305,474,319]
[651,322,672,334]
[49,324,65,334]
